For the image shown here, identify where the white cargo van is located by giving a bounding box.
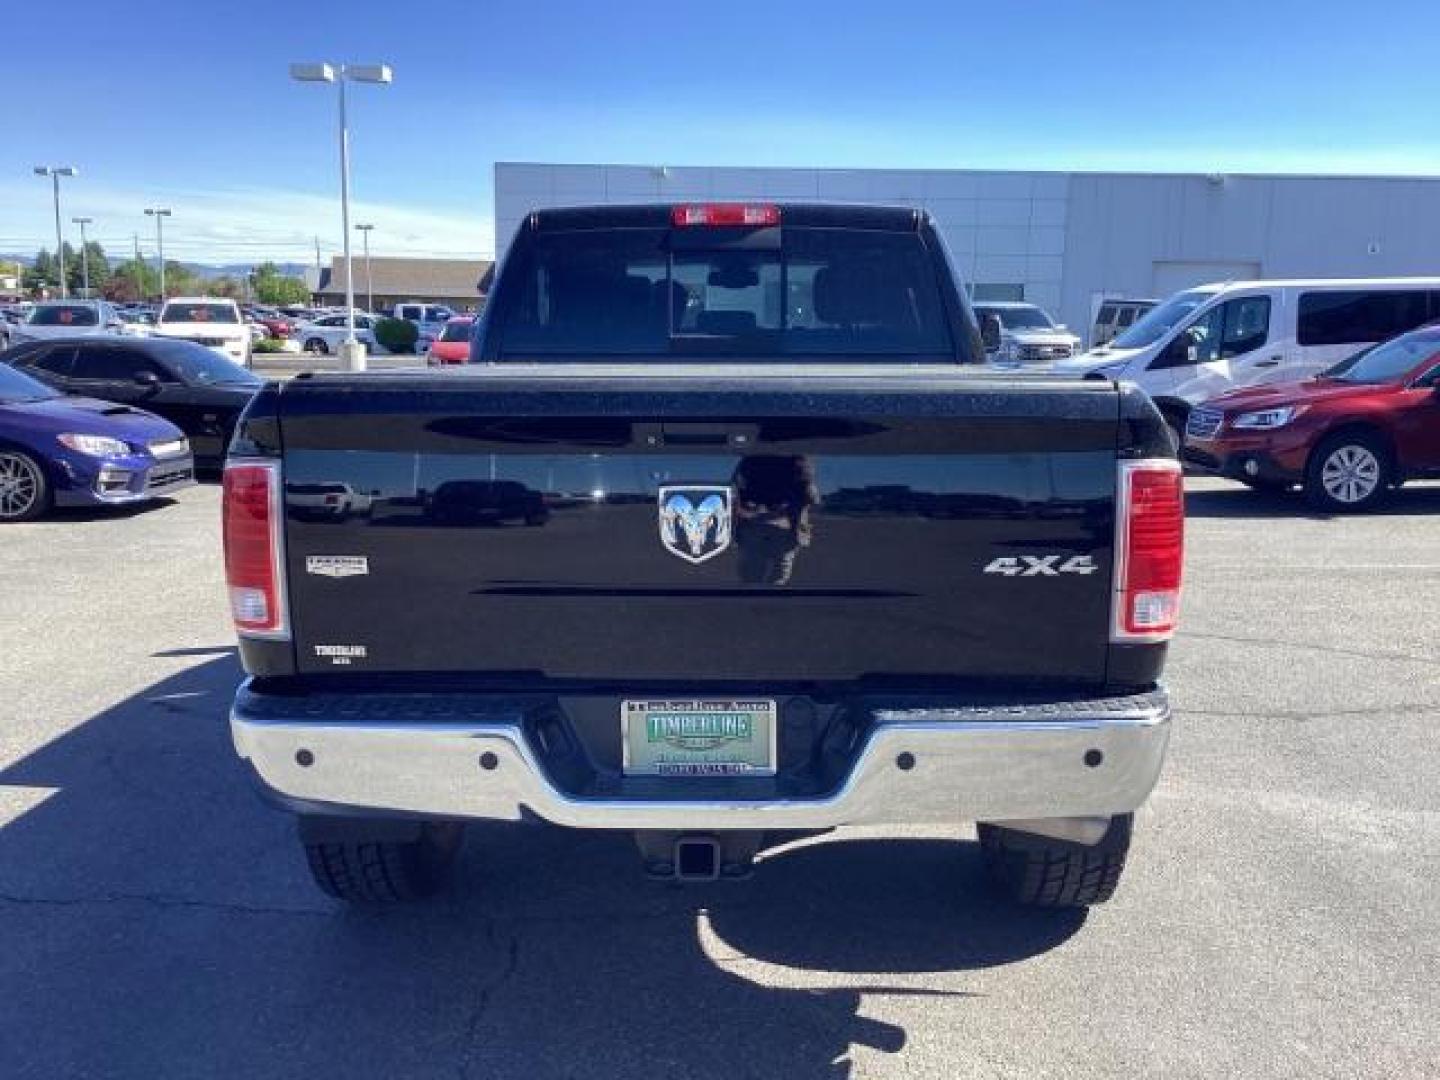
[1056,278,1440,430]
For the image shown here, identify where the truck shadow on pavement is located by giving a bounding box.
[1184,481,1440,519]
[0,654,1084,1080]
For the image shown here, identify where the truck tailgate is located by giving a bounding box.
[276,373,1120,690]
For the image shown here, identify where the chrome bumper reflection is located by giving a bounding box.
[231,682,1170,829]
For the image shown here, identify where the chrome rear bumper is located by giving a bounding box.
[231,682,1170,830]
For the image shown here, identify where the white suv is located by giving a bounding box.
[153,297,251,364]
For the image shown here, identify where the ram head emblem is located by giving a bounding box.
[658,486,733,564]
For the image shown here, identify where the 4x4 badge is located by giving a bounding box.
[658,485,733,564]
[983,555,1097,577]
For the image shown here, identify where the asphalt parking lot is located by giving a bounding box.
[1,477,1437,1080]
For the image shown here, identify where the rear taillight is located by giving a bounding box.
[223,460,288,639]
[1112,459,1184,643]
[671,203,780,227]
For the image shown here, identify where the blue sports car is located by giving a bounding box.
[0,362,195,522]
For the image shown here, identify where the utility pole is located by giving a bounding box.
[144,208,173,299]
[290,60,393,370]
[356,223,375,313]
[33,166,78,299]
[71,217,93,297]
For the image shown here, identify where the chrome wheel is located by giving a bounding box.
[1321,445,1381,504]
[0,451,42,520]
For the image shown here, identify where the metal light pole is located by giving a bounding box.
[71,217,93,297]
[355,223,375,313]
[144,208,172,299]
[33,166,77,299]
[290,62,393,371]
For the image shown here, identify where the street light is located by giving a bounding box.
[71,217,93,297]
[144,208,172,300]
[33,166,78,299]
[290,61,393,371]
[355,223,375,314]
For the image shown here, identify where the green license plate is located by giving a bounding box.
[622,699,777,777]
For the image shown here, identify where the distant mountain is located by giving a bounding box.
[0,254,312,278]
[188,262,312,279]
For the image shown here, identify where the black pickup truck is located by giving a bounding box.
[225,203,1183,907]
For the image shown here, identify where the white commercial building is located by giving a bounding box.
[494,162,1440,345]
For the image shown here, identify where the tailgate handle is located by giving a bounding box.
[653,423,758,449]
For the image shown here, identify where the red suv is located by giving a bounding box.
[1184,325,1440,511]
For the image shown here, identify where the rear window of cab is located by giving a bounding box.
[495,227,954,359]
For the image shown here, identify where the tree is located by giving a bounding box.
[253,262,312,306]
[158,261,198,299]
[103,258,196,301]
[23,249,58,293]
[209,275,246,300]
[105,259,157,302]
[65,241,110,296]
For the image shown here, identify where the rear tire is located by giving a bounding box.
[0,449,51,523]
[302,820,464,903]
[978,814,1132,907]
[305,337,329,356]
[1304,431,1390,512]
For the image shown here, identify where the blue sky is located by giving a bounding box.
[7,0,1440,263]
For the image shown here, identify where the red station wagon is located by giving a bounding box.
[1184,325,1440,511]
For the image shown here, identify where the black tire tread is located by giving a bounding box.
[303,823,461,903]
[979,814,1132,907]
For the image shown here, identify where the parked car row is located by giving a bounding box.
[5,268,1435,521]
[1033,275,1440,513]
[242,306,299,340]
[0,333,265,520]
[1181,323,1440,511]
[262,303,470,356]
[0,361,196,521]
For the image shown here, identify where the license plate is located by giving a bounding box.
[622,699,777,777]
[149,439,185,459]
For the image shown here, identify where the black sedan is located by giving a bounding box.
[0,336,262,471]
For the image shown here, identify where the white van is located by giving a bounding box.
[1056,278,1440,429]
